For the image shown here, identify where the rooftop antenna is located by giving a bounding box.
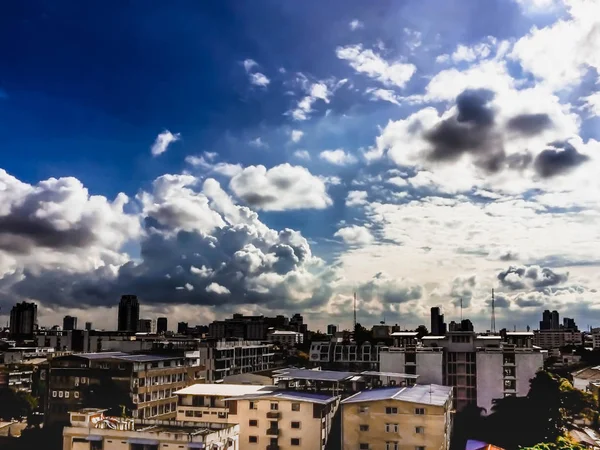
[491,289,496,334]
[460,297,463,321]
[353,292,357,330]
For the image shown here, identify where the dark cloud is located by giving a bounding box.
[499,251,519,262]
[357,272,423,304]
[497,264,568,291]
[533,141,589,178]
[515,295,544,308]
[506,113,553,136]
[450,275,477,307]
[487,293,510,308]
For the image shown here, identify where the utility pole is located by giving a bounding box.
[353,292,357,330]
[491,289,496,333]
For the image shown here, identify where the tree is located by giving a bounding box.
[353,323,372,345]
[522,436,587,450]
[0,388,37,420]
[82,378,133,417]
[449,403,487,450]
[415,325,429,338]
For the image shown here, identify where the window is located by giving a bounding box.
[74,392,80,399]
[359,425,369,431]
[416,447,426,450]
[416,427,425,434]
[58,391,64,398]
[194,411,202,418]
[249,401,257,410]
[52,391,57,398]
[360,444,370,450]
[415,408,425,415]
[249,436,258,443]
[386,423,399,433]
[359,406,369,413]
[291,421,301,429]
[385,407,398,414]
[386,443,399,450]
[185,410,194,417]
[270,402,279,411]
[65,391,70,398]
[291,438,300,446]
[249,419,258,427]
[291,402,300,411]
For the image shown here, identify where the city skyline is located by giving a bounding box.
[1,1,600,332]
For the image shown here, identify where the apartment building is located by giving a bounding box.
[379,331,543,412]
[175,384,339,450]
[46,352,197,425]
[533,329,583,349]
[202,339,274,382]
[267,330,304,346]
[309,340,384,370]
[62,408,239,450]
[341,384,453,450]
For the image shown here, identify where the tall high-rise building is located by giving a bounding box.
[9,301,38,337]
[117,295,140,332]
[327,324,337,335]
[430,307,446,336]
[551,310,560,330]
[157,317,168,334]
[563,317,577,331]
[177,322,188,334]
[540,310,552,330]
[85,322,92,331]
[63,315,78,331]
[137,319,155,333]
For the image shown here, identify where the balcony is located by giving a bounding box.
[266,445,279,450]
[266,428,280,436]
[266,411,280,419]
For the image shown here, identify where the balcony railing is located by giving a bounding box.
[266,428,280,436]
[266,411,280,419]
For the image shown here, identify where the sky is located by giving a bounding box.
[1,0,600,332]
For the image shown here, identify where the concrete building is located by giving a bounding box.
[46,352,199,425]
[9,301,37,337]
[341,384,453,450]
[327,325,337,336]
[137,319,155,334]
[85,322,92,331]
[533,329,583,349]
[118,295,140,332]
[430,307,446,336]
[176,384,339,450]
[267,330,304,346]
[308,341,384,371]
[63,316,78,331]
[177,322,188,334]
[591,328,600,349]
[572,366,600,392]
[379,331,543,412]
[62,408,239,450]
[202,339,274,383]
[156,317,168,334]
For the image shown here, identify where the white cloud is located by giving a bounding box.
[206,282,231,295]
[514,0,562,13]
[334,225,374,245]
[184,155,242,178]
[582,92,600,116]
[387,176,408,187]
[319,149,358,165]
[191,265,214,278]
[249,137,268,148]
[151,130,180,157]
[349,19,364,31]
[243,59,258,72]
[336,44,416,88]
[229,163,332,211]
[290,130,304,143]
[346,190,368,207]
[437,42,494,64]
[293,150,311,160]
[289,82,331,121]
[249,72,270,87]
[511,0,600,90]
[366,88,400,105]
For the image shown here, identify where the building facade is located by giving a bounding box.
[46,352,197,425]
[267,330,304,346]
[202,339,274,383]
[62,408,239,450]
[118,295,140,332]
[341,384,453,450]
[533,329,583,349]
[63,316,78,331]
[9,301,38,337]
[309,341,384,370]
[156,317,168,334]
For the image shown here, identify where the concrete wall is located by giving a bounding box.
[475,353,503,414]
[342,400,449,450]
[516,352,543,395]
[379,350,443,385]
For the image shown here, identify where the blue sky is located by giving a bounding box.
[1,0,600,331]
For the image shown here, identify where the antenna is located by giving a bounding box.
[491,289,496,334]
[460,297,463,321]
[353,292,357,330]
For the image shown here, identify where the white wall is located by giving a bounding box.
[516,353,543,396]
[475,353,503,414]
[416,353,444,385]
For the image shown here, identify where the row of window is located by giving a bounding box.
[247,419,301,429]
[248,436,301,445]
[359,424,425,434]
[136,388,176,404]
[360,445,425,450]
[358,406,426,415]
[184,409,227,419]
[136,402,177,419]
[248,401,301,411]
[51,390,79,399]
[136,373,185,387]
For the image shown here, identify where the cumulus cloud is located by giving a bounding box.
[436,41,494,64]
[336,44,416,88]
[293,150,311,160]
[450,275,477,307]
[319,149,358,165]
[206,282,231,295]
[249,137,268,148]
[229,163,332,211]
[243,59,258,72]
[349,19,364,31]
[345,191,368,207]
[249,72,270,87]
[366,88,401,105]
[290,130,304,143]
[334,225,374,245]
[289,82,330,121]
[497,264,568,291]
[151,130,180,156]
[357,272,423,304]
[533,141,589,178]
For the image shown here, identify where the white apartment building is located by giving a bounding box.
[309,340,384,370]
[267,330,304,346]
[202,339,275,382]
[591,328,600,349]
[62,408,239,450]
[379,331,543,412]
[175,384,339,450]
[533,329,583,349]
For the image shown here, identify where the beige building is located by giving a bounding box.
[175,384,339,450]
[341,384,453,450]
[62,408,239,450]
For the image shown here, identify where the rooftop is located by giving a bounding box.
[225,390,337,405]
[71,352,182,362]
[274,368,355,382]
[506,331,534,336]
[421,336,448,340]
[391,332,418,337]
[175,384,276,397]
[342,384,452,407]
[269,330,301,335]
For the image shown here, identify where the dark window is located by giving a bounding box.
[249,436,258,443]
[386,407,398,414]
[291,421,300,429]
[291,438,300,446]
[249,419,258,427]
[359,424,369,431]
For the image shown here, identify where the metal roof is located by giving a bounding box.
[506,331,534,336]
[76,352,130,360]
[421,336,448,340]
[72,352,181,362]
[391,332,418,336]
[225,390,337,405]
[360,371,419,379]
[274,368,356,382]
[342,384,452,406]
[175,384,276,397]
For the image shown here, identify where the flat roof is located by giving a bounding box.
[70,352,181,362]
[274,368,355,382]
[421,336,448,340]
[269,330,301,335]
[360,371,419,379]
[391,332,418,336]
[506,332,534,336]
[174,384,276,397]
[476,336,502,340]
[342,384,452,406]
[226,390,337,405]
